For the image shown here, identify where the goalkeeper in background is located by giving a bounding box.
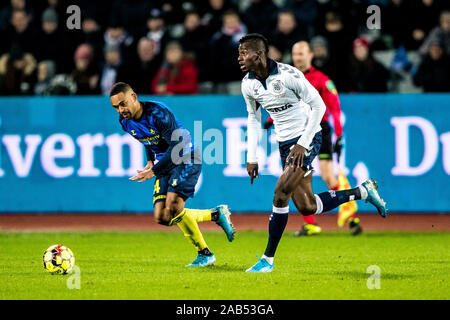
[265,41,361,236]
[109,82,235,267]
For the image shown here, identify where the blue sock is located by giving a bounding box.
[264,206,289,258]
[316,188,361,213]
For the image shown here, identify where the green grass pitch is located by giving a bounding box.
[0,230,448,300]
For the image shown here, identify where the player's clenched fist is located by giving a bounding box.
[247,162,259,184]
[130,168,155,183]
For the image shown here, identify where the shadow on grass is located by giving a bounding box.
[334,271,416,280]
[185,264,247,272]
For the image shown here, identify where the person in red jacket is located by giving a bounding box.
[265,41,362,236]
[151,41,198,95]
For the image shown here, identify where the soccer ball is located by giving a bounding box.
[43,244,75,274]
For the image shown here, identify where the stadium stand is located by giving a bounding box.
[0,0,449,96]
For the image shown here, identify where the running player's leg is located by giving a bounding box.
[246,165,314,273]
[318,121,338,189]
[247,132,322,272]
[155,191,216,266]
[171,153,234,241]
[260,165,307,265]
[299,171,386,218]
[292,181,322,237]
[319,159,338,190]
[168,160,233,266]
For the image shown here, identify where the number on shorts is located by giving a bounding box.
[154,179,160,194]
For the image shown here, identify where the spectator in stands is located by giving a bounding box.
[145,8,170,59]
[419,10,450,57]
[80,15,104,68]
[0,0,34,32]
[268,45,283,62]
[71,43,99,95]
[319,11,353,92]
[271,10,308,63]
[201,0,238,37]
[242,0,278,38]
[382,0,411,49]
[100,44,122,96]
[34,59,56,95]
[0,44,36,95]
[4,8,36,55]
[118,37,160,95]
[108,0,152,38]
[408,0,446,50]
[315,0,364,39]
[179,10,211,81]
[35,8,62,69]
[151,41,198,95]
[104,21,135,64]
[157,1,186,26]
[284,0,319,38]
[37,0,65,23]
[208,10,247,89]
[413,39,450,92]
[310,36,332,75]
[347,37,390,92]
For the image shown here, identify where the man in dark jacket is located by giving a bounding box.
[414,39,450,92]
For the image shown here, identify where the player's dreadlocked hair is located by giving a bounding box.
[239,33,269,56]
[110,82,132,97]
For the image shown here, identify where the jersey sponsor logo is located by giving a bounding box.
[266,103,293,113]
[171,179,178,187]
[138,135,160,145]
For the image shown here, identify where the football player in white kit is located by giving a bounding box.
[238,34,388,273]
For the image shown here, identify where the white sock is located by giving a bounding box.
[272,205,289,214]
[262,255,274,265]
[359,185,368,200]
[314,194,323,214]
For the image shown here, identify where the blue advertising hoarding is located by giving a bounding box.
[0,94,448,213]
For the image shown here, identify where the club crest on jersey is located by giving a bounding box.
[270,80,285,96]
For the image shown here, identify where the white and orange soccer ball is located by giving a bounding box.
[43,244,75,274]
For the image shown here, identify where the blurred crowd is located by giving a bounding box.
[0,0,449,96]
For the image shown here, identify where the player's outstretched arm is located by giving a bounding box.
[129,145,155,182]
[243,83,262,184]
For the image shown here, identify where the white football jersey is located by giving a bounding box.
[242,59,326,163]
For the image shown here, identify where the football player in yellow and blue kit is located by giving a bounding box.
[109,82,235,267]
